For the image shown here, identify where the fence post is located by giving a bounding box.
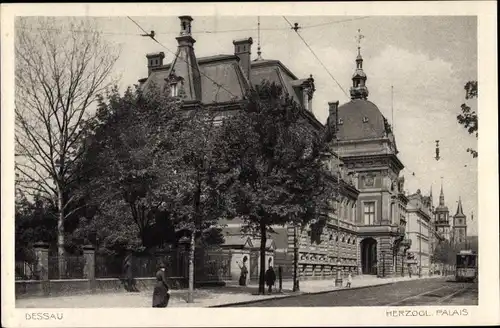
[33,242,49,296]
[83,245,96,293]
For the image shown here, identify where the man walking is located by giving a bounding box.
[265,265,276,294]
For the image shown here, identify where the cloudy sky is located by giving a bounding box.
[92,16,477,235]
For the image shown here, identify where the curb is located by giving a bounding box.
[208,277,444,308]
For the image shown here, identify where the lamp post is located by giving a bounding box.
[419,217,422,278]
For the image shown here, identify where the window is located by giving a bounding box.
[363,202,375,225]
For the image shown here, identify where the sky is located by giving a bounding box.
[19,15,480,235]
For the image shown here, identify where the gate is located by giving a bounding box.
[250,252,259,282]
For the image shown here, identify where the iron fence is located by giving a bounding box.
[48,255,86,280]
[195,248,232,282]
[95,254,124,279]
[15,261,39,280]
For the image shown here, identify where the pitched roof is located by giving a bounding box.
[142,54,248,104]
[222,235,253,248]
[454,197,466,217]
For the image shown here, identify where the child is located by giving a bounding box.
[346,273,352,288]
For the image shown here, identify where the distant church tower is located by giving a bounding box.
[434,182,451,241]
[452,197,468,246]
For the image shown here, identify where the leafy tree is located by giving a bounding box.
[165,107,234,302]
[74,83,180,253]
[219,82,335,294]
[14,17,119,275]
[456,81,478,158]
[431,240,457,274]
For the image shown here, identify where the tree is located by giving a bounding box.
[431,240,457,274]
[15,17,119,276]
[219,82,335,294]
[456,81,478,158]
[74,83,179,252]
[166,107,234,303]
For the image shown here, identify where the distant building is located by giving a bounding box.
[406,190,433,276]
[452,197,468,247]
[434,183,451,241]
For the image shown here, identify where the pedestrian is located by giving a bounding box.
[152,262,171,308]
[237,256,249,286]
[346,272,352,288]
[265,266,276,294]
[408,266,412,278]
[123,252,139,292]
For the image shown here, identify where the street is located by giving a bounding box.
[226,277,478,307]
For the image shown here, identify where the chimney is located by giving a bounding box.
[146,52,165,76]
[233,37,253,81]
[328,101,340,133]
[328,101,339,118]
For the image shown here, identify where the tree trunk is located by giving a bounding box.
[187,229,195,303]
[57,187,65,279]
[293,224,300,292]
[258,222,267,295]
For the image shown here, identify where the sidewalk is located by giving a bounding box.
[16,275,447,308]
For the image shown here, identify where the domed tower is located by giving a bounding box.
[350,41,369,100]
[328,29,406,278]
[452,197,467,247]
[434,181,451,241]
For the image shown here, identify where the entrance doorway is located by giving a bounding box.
[361,238,378,275]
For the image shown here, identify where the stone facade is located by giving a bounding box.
[406,190,433,276]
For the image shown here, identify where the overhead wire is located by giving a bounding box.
[282,16,350,100]
[16,16,371,36]
[126,16,238,100]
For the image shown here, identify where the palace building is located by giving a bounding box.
[139,16,361,282]
[326,41,410,277]
[139,16,431,282]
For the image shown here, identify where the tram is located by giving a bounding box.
[455,250,478,282]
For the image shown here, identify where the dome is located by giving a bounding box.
[337,99,387,141]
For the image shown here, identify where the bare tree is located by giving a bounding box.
[15,17,119,276]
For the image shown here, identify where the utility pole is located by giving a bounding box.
[293,223,300,292]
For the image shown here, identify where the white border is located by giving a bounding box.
[2,1,498,327]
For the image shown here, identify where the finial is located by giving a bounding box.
[356,29,364,56]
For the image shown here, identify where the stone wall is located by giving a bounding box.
[15,277,188,299]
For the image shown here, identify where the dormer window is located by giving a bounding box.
[362,116,369,123]
[338,118,343,125]
[170,83,178,97]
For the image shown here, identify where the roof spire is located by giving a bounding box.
[350,29,369,100]
[439,177,445,206]
[455,196,465,218]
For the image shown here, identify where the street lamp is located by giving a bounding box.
[419,217,422,278]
